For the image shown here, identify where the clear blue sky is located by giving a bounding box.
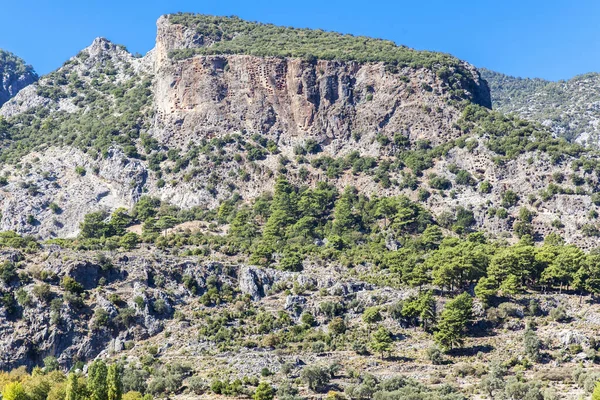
[1,0,599,80]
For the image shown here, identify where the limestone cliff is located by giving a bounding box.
[152,16,491,150]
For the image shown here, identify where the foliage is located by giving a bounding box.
[167,14,476,95]
[252,382,274,400]
[434,293,473,351]
[300,365,331,392]
[370,326,393,359]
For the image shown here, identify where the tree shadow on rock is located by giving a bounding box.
[448,344,494,357]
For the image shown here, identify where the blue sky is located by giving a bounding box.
[1,0,599,80]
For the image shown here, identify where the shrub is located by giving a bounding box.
[328,317,347,335]
[301,312,316,327]
[523,327,541,362]
[550,306,568,322]
[61,276,84,294]
[253,382,275,400]
[0,261,17,284]
[93,308,111,329]
[301,365,331,392]
[455,170,474,186]
[479,180,492,193]
[428,174,451,190]
[152,299,168,315]
[33,283,52,303]
[362,307,382,324]
[74,166,86,176]
[501,190,519,207]
[426,346,444,365]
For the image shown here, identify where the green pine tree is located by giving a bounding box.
[434,293,473,351]
[370,326,393,359]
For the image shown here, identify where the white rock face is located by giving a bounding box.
[0,147,146,238]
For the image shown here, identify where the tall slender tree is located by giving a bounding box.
[107,364,123,400]
[88,360,108,400]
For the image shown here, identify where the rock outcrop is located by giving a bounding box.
[0,50,37,107]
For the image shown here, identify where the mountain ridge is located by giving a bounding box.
[482,68,600,146]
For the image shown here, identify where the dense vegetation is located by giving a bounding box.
[45,175,600,305]
[0,50,37,80]
[166,14,472,79]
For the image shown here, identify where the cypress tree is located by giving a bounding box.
[88,360,108,400]
[66,372,79,400]
[107,364,123,400]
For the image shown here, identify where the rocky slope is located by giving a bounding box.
[1,238,600,400]
[0,50,37,107]
[0,24,598,251]
[2,13,600,400]
[482,68,600,146]
[0,16,496,240]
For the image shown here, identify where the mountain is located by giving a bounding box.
[482,68,600,145]
[0,49,38,106]
[1,13,600,400]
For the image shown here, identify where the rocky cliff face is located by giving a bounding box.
[0,50,37,107]
[152,16,490,150]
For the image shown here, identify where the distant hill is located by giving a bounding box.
[482,68,600,145]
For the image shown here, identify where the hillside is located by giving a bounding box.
[0,49,38,106]
[482,68,600,146]
[0,12,600,400]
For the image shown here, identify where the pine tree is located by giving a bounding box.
[229,207,259,248]
[262,177,297,248]
[418,291,437,331]
[369,326,393,359]
[107,364,123,400]
[420,225,443,250]
[88,360,108,400]
[434,293,473,351]
[332,187,358,234]
[474,277,497,307]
